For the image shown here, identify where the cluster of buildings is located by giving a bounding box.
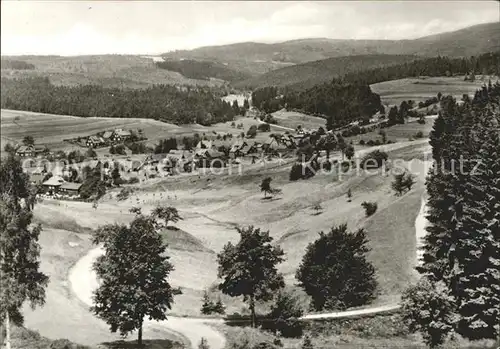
[15,144,47,158]
[83,128,133,148]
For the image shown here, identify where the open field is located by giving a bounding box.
[271,109,326,131]
[27,139,429,322]
[347,116,436,144]
[1,55,225,88]
[371,76,496,105]
[0,109,274,152]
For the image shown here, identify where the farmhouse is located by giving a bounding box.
[16,145,35,157]
[86,136,104,148]
[112,129,131,142]
[196,140,212,149]
[229,141,247,158]
[42,175,65,195]
[102,131,113,143]
[59,182,83,196]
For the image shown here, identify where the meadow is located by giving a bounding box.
[0,109,275,153]
[371,76,494,105]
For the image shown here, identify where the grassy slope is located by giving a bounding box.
[1,55,225,88]
[0,109,274,152]
[35,140,427,317]
[235,54,419,90]
[371,76,495,105]
[270,110,326,130]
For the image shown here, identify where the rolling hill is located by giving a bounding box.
[236,54,420,90]
[163,22,499,66]
[0,55,227,88]
[155,59,252,82]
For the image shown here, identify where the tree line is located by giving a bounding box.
[0,77,238,125]
[155,59,251,82]
[252,82,383,130]
[401,82,500,347]
[250,52,499,130]
[341,51,500,86]
[1,59,36,70]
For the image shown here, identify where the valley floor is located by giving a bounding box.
[21,138,434,348]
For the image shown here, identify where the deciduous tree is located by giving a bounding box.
[296,224,377,311]
[91,206,176,346]
[0,153,49,349]
[217,226,285,327]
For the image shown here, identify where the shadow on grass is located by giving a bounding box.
[101,339,183,349]
[260,196,282,202]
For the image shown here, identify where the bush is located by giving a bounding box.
[360,150,388,169]
[128,177,139,184]
[263,291,305,338]
[247,125,258,138]
[359,139,365,145]
[414,131,424,138]
[296,224,377,311]
[258,123,271,132]
[361,201,378,216]
[401,278,455,348]
[392,172,415,195]
[116,187,134,201]
[289,163,304,181]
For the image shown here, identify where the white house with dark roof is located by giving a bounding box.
[112,129,132,142]
[42,175,65,195]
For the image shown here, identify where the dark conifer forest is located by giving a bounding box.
[0,77,237,125]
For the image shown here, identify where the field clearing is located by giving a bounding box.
[371,76,495,105]
[348,117,435,144]
[0,109,273,152]
[271,109,326,131]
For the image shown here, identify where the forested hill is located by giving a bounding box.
[163,22,499,65]
[155,60,252,82]
[236,54,419,90]
[251,83,383,131]
[241,52,500,90]
[0,77,238,125]
[342,52,500,86]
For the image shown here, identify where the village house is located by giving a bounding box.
[86,136,105,148]
[195,148,226,168]
[16,145,35,157]
[41,175,65,195]
[112,129,131,143]
[102,131,114,144]
[196,140,213,150]
[59,182,83,196]
[229,141,247,158]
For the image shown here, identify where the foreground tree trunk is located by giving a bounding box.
[249,294,256,328]
[137,320,143,347]
[5,311,11,349]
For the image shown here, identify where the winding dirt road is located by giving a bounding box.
[69,247,226,349]
[69,195,430,349]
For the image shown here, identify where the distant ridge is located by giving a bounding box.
[162,22,500,65]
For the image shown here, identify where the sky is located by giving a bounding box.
[1,1,499,56]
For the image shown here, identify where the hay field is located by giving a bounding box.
[271,109,326,131]
[371,76,494,105]
[0,109,272,151]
